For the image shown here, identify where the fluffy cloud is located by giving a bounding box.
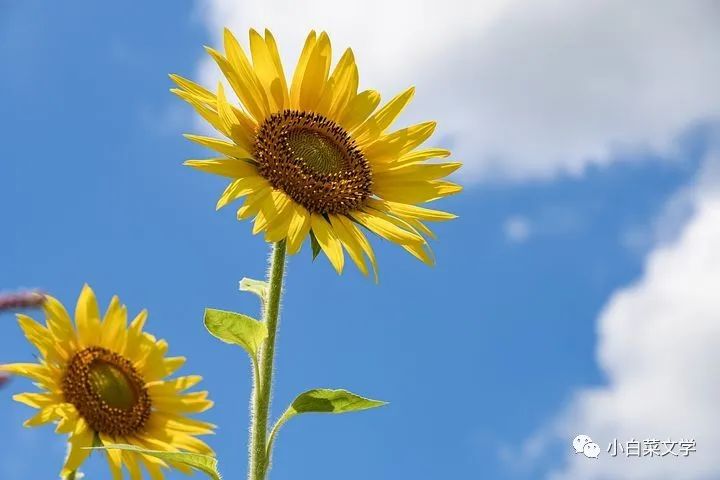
[534,150,720,479]
[194,0,720,181]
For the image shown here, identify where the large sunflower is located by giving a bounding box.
[172,29,461,277]
[0,285,214,479]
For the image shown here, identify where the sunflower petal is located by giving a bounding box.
[339,90,381,131]
[329,214,368,276]
[286,204,312,255]
[290,31,317,108]
[298,32,332,111]
[353,210,424,245]
[76,284,101,347]
[353,87,415,144]
[61,419,94,478]
[183,158,259,178]
[249,29,289,112]
[310,214,344,273]
[184,134,251,159]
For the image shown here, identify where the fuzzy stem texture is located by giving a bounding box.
[248,240,287,480]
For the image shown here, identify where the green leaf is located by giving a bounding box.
[239,277,268,303]
[309,230,322,260]
[289,389,388,414]
[92,445,222,480]
[204,308,267,359]
[267,389,387,458]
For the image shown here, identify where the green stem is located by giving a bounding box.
[248,240,287,480]
[66,471,77,480]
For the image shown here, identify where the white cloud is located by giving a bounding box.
[528,150,720,479]
[194,0,720,181]
[504,215,532,243]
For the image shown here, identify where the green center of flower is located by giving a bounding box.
[254,110,373,215]
[88,361,138,410]
[63,346,152,436]
[286,129,346,175]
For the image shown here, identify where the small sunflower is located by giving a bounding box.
[1,285,214,479]
[172,29,462,278]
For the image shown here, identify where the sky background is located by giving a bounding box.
[1,1,719,479]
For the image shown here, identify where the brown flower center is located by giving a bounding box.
[254,110,373,215]
[63,346,151,437]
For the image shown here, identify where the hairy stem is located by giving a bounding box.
[248,240,287,480]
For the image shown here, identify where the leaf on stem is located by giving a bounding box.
[92,444,222,480]
[204,308,267,359]
[267,388,387,457]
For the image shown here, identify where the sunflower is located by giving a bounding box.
[0,285,214,479]
[172,29,462,278]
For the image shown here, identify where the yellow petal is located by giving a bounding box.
[373,180,462,204]
[169,74,215,103]
[263,29,290,104]
[13,392,58,409]
[123,309,148,359]
[298,32,332,111]
[339,90,381,131]
[147,375,203,396]
[100,433,124,480]
[252,190,291,235]
[336,215,378,282]
[76,284,101,347]
[101,295,127,353]
[183,134,251,159]
[16,314,64,361]
[183,158,259,178]
[352,210,424,245]
[61,419,94,477]
[401,241,435,266]
[153,391,214,414]
[370,198,457,222]
[151,412,216,436]
[374,162,462,182]
[24,404,64,427]
[1,362,56,387]
[364,121,436,164]
[329,214,368,276]
[125,449,143,480]
[352,87,415,145]
[310,214,344,274]
[249,29,289,112]
[237,185,272,220]
[290,31,317,109]
[42,295,76,346]
[286,204,312,255]
[172,88,230,139]
[222,29,271,117]
[316,48,358,118]
[216,175,269,210]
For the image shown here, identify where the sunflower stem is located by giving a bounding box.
[249,240,287,480]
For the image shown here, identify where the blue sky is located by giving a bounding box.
[2,1,719,479]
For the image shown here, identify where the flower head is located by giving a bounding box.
[173,29,461,278]
[1,285,214,479]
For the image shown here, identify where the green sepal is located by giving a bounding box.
[91,445,222,480]
[204,308,267,360]
[309,230,322,260]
